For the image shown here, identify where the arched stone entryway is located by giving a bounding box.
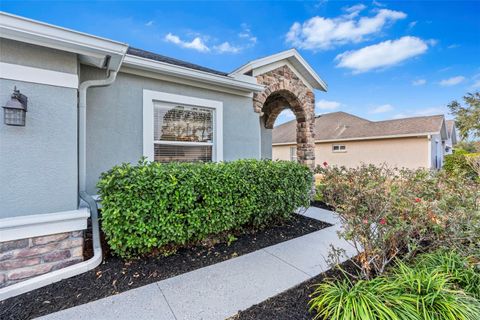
[253,65,316,168]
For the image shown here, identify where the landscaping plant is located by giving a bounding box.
[309,251,480,320]
[315,164,480,279]
[98,159,313,258]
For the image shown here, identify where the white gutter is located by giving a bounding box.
[123,54,264,93]
[0,69,123,302]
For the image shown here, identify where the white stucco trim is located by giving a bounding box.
[0,208,89,242]
[143,90,224,162]
[0,62,79,88]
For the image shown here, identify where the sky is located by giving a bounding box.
[2,0,479,125]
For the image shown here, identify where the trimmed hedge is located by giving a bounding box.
[97,159,313,258]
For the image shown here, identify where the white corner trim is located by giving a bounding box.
[0,208,90,242]
[0,62,79,88]
[143,90,223,162]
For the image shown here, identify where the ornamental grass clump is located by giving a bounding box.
[98,159,313,258]
[309,250,480,320]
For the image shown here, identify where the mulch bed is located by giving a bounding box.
[310,200,334,211]
[230,260,358,320]
[1,214,331,320]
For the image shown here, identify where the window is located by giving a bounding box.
[332,144,346,152]
[143,90,223,162]
[290,146,297,162]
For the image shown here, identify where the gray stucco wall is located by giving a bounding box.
[0,39,79,218]
[260,121,273,159]
[81,66,262,194]
[0,80,78,218]
[0,38,78,74]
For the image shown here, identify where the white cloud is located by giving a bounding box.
[315,99,342,111]
[238,24,257,44]
[408,21,417,29]
[145,20,154,27]
[344,4,367,15]
[335,36,429,73]
[372,0,386,7]
[165,33,210,52]
[394,106,446,119]
[286,8,406,50]
[447,44,460,49]
[412,79,427,86]
[439,76,465,86]
[470,79,480,89]
[213,42,241,53]
[370,104,394,114]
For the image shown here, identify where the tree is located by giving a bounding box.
[455,140,479,153]
[448,92,480,139]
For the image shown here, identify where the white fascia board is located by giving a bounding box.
[123,54,264,94]
[0,12,128,70]
[0,208,90,242]
[230,48,328,91]
[272,133,435,145]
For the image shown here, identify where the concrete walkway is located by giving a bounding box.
[38,207,355,320]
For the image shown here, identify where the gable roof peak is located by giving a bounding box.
[230,48,327,91]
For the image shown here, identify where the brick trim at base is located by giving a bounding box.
[0,231,84,288]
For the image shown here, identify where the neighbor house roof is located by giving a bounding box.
[445,120,458,144]
[273,112,447,144]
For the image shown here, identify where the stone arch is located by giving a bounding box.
[253,65,316,168]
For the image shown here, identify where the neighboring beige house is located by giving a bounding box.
[272,112,455,169]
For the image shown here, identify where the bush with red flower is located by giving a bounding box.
[315,164,480,279]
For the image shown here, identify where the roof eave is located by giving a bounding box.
[0,11,129,71]
[273,132,440,145]
[123,54,264,93]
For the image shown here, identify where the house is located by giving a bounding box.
[445,120,458,154]
[272,111,454,169]
[0,12,326,296]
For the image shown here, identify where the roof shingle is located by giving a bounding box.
[273,111,445,144]
[127,47,229,76]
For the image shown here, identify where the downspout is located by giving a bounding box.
[0,71,120,301]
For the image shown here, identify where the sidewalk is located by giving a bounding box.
[38,207,355,320]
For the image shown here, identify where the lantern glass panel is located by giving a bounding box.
[4,108,26,126]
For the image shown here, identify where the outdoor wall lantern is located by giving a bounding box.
[3,86,28,126]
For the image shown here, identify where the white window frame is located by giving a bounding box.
[143,90,223,162]
[332,144,346,153]
[290,146,297,162]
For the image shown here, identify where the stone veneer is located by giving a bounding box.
[253,65,316,168]
[0,231,84,288]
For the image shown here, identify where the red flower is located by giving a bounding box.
[379,218,387,225]
[323,161,328,167]
[363,219,369,224]
[415,198,421,203]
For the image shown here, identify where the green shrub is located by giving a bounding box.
[314,164,480,279]
[444,150,478,180]
[97,159,313,258]
[309,255,480,320]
